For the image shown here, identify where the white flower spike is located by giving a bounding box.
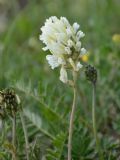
[40,16,87,83]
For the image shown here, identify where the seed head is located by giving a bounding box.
[85,65,97,84]
[0,88,21,118]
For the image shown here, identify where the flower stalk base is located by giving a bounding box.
[20,112,30,160]
[92,84,103,160]
[68,71,77,160]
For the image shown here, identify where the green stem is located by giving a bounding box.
[20,112,30,160]
[68,71,77,160]
[12,114,17,160]
[92,83,103,160]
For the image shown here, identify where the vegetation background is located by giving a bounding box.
[0,0,120,159]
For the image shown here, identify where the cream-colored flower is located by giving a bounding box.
[40,16,87,83]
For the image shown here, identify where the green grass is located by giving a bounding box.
[0,0,120,159]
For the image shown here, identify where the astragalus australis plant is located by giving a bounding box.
[39,16,87,160]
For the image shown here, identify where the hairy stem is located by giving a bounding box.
[20,112,30,160]
[1,121,5,145]
[12,114,17,160]
[92,84,103,160]
[68,71,77,160]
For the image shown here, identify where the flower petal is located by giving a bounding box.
[81,48,87,55]
[73,22,80,32]
[59,67,68,83]
[76,62,83,71]
[76,41,81,52]
[76,31,85,40]
[46,55,60,69]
